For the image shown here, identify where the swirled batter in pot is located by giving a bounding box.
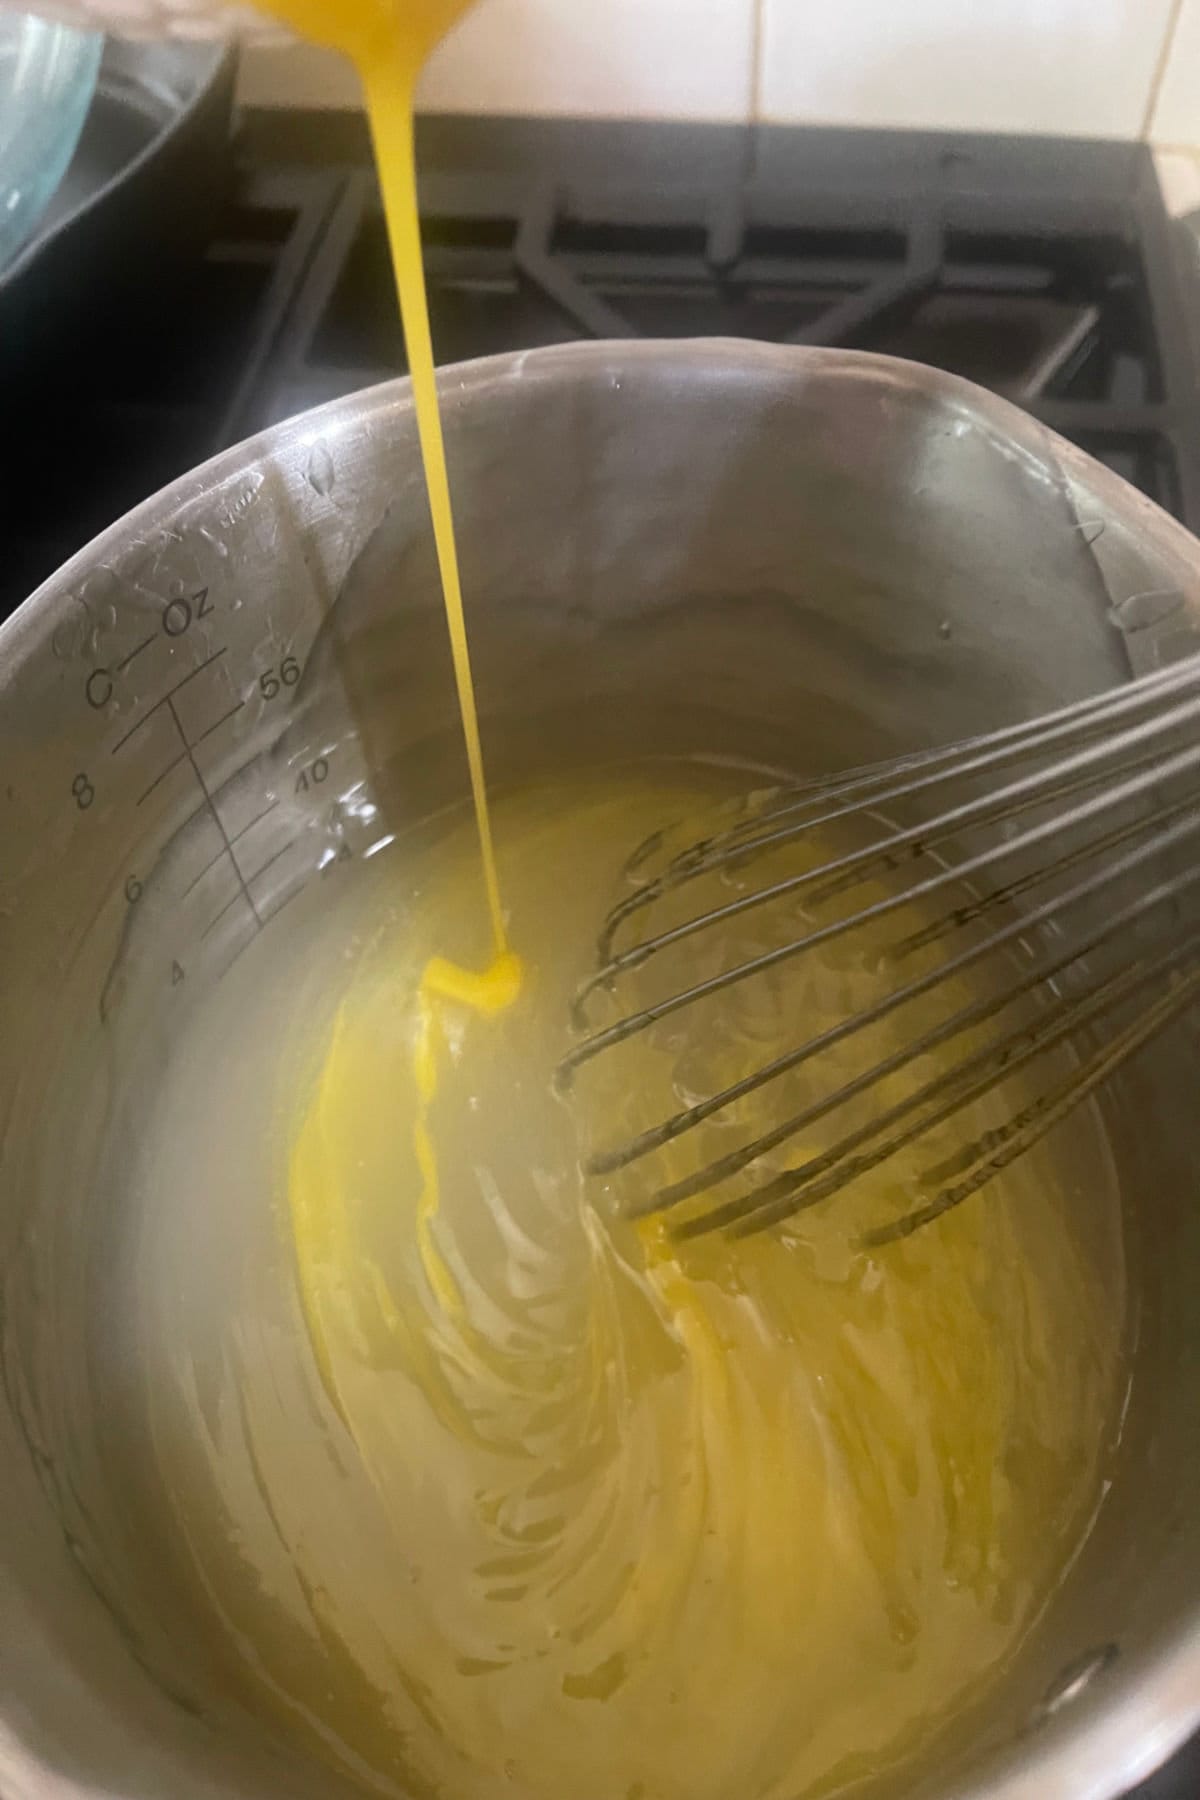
[133,765,1125,1800]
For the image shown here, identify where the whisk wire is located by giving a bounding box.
[687,921,1200,1242]
[636,835,1200,1218]
[565,653,1200,1242]
[860,964,1200,1248]
[566,723,1200,1076]
[599,656,1200,962]
[600,798,1200,1186]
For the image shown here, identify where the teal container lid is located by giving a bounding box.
[0,14,103,273]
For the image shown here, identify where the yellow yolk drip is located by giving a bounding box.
[260,0,522,1444]
[413,954,525,1321]
[264,0,517,995]
[292,949,523,1424]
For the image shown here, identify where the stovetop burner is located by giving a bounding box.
[5,115,1200,626]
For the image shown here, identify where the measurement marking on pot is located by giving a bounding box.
[203,890,248,941]
[264,887,303,929]
[137,751,189,808]
[193,699,246,750]
[175,796,212,842]
[164,694,262,931]
[249,841,298,887]
[232,800,279,844]
[182,848,229,900]
[117,634,156,674]
[110,647,228,755]
[93,628,336,1016]
[87,591,220,712]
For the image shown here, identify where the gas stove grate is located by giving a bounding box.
[5,116,1200,623]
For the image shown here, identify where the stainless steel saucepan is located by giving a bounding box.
[2,341,1200,1800]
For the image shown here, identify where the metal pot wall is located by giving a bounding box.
[2,341,1200,1800]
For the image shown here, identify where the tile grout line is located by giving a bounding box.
[1141,0,1188,143]
[748,0,766,126]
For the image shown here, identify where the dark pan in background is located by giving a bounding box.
[0,38,236,605]
[0,38,236,392]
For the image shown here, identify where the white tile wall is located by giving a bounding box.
[1151,0,1200,147]
[419,0,753,118]
[238,0,755,120]
[1156,148,1200,213]
[758,0,1177,138]
[236,0,1198,148]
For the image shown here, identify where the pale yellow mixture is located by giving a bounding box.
[136,769,1125,1800]
[128,3,1126,1793]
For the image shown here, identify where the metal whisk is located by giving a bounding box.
[558,653,1200,1247]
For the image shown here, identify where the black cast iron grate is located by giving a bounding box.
[5,116,1200,629]
[256,118,1200,535]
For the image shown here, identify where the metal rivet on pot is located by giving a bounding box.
[1036,1645,1118,1722]
[306,443,337,500]
[1108,589,1183,634]
[51,602,90,662]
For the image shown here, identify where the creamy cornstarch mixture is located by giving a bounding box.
[133,765,1125,1800]
[56,0,1120,1785]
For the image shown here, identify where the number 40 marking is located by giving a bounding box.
[295,758,330,794]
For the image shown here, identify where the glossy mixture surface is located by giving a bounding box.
[133,768,1126,1800]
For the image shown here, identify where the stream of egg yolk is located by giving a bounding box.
[256,0,524,1367]
[263,0,517,981]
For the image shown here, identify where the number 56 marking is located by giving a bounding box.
[258,656,301,702]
